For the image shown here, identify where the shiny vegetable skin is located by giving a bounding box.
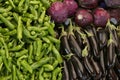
[68,21,82,58]
[60,27,72,55]
[85,26,100,59]
[106,42,116,69]
[67,60,77,80]
[71,56,89,80]
[83,57,96,77]
[90,57,102,79]
[62,60,69,80]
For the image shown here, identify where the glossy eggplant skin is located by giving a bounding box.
[70,56,89,80]
[106,42,116,69]
[114,58,120,77]
[97,29,108,50]
[62,60,69,80]
[85,26,100,59]
[90,57,102,80]
[74,30,84,49]
[99,50,106,77]
[60,32,72,55]
[107,68,119,80]
[67,60,78,80]
[83,57,96,77]
[68,34,82,59]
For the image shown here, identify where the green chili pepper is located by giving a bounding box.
[0,37,9,58]
[29,5,38,20]
[4,29,17,36]
[47,36,60,44]
[27,26,48,32]
[52,60,59,69]
[12,65,16,80]
[8,0,16,8]
[35,38,42,60]
[58,72,62,80]
[28,43,33,64]
[43,64,54,71]
[13,12,19,22]
[43,72,51,78]
[0,27,9,33]
[21,60,32,73]
[0,6,12,13]
[23,26,37,39]
[15,49,28,57]
[44,22,55,37]
[16,68,24,80]
[30,1,40,4]
[52,46,63,63]
[42,37,51,43]
[0,14,15,30]
[38,9,46,24]
[52,67,61,80]
[31,72,35,80]
[0,49,11,72]
[31,57,53,69]
[17,16,23,41]
[39,67,44,80]
[23,0,29,13]
[9,42,24,51]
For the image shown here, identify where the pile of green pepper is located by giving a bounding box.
[0,0,63,80]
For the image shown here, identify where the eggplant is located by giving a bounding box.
[107,24,119,47]
[100,50,106,77]
[107,68,119,80]
[106,42,116,69]
[114,58,120,77]
[90,57,102,79]
[97,28,108,49]
[68,20,82,58]
[74,30,84,49]
[68,35,82,58]
[71,56,89,80]
[60,27,72,55]
[83,57,96,77]
[67,60,78,80]
[85,26,100,59]
[62,60,69,80]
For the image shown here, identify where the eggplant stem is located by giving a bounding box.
[68,19,75,37]
[59,25,67,39]
[84,30,93,37]
[106,20,118,30]
[62,53,74,61]
[82,45,88,57]
[107,33,115,46]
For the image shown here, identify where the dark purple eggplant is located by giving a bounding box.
[74,29,84,49]
[85,26,100,59]
[107,23,119,47]
[106,42,117,69]
[97,28,108,49]
[60,27,72,55]
[90,57,102,79]
[62,60,69,80]
[67,60,78,80]
[83,57,96,77]
[107,68,119,80]
[114,58,120,77]
[100,50,106,77]
[71,56,89,80]
[68,20,82,58]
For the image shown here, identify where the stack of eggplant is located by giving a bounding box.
[60,20,120,80]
